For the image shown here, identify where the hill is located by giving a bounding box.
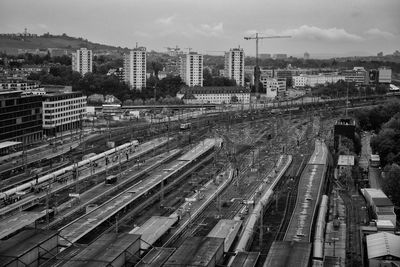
[0,33,127,52]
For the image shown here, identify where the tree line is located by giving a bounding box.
[355,99,400,206]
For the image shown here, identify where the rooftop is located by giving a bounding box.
[64,233,140,267]
[366,232,400,260]
[164,236,224,267]
[135,247,175,267]
[264,241,312,267]
[0,229,58,264]
[129,216,178,250]
[231,252,260,267]
[338,155,355,166]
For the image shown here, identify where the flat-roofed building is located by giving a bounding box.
[42,92,86,136]
[180,52,203,87]
[378,67,392,83]
[261,78,286,98]
[123,47,147,90]
[72,48,93,76]
[224,48,245,86]
[0,90,42,144]
[341,67,368,85]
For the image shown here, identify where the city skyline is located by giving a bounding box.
[0,0,399,58]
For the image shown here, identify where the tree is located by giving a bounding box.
[133,99,144,105]
[381,164,400,206]
[123,99,134,106]
[231,95,238,103]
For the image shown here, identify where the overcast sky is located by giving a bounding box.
[1,0,399,58]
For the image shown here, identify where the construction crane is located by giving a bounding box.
[244,33,291,96]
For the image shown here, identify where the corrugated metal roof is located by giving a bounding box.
[366,232,400,259]
[129,216,177,250]
[263,241,312,267]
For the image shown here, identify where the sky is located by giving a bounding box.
[1,0,399,58]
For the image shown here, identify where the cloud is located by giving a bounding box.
[365,28,396,39]
[155,15,175,25]
[197,22,224,36]
[246,25,363,42]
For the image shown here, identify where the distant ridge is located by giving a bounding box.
[0,33,127,52]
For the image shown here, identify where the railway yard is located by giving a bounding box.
[0,97,395,267]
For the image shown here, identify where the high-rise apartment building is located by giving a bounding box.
[123,47,147,90]
[224,48,244,86]
[72,48,93,76]
[180,52,203,87]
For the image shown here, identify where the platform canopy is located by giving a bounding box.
[0,141,21,150]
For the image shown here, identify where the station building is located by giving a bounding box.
[42,91,87,137]
[177,86,250,104]
[0,90,43,144]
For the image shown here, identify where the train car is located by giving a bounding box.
[313,195,329,261]
[180,122,191,130]
[105,175,118,185]
[0,139,140,206]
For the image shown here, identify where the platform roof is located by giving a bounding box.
[178,138,216,161]
[0,141,21,150]
[207,219,242,252]
[263,241,312,267]
[64,233,140,267]
[0,229,58,264]
[308,140,328,165]
[338,155,355,166]
[0,211,46,239]
[366,232,400,260]
[135,247,175,267]
[231,252,259,267]
[164,236,224,266]
[130,216,177,250]
[284,164,326,242]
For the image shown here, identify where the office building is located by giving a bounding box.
[341,67,368,85]
[293,74,345,88]
[71,48,93,76]
[0,90,42,144]
[224,48,244,86]
[378,67,392,83]
[42,92,87,137]
[123,47,147,90]
[262,78,286,98]
[304,52,310,60]
[180,52,203,87]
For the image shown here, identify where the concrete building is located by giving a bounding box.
[292,74,345,88]
[378,67,392,83]
[42,92,87,137]
[272,53,287,60]
[293,75,307,88]
[177,86,250,104]
[0,90,43,144]
[304,52,310,60]
[180,52,203,87]
[0,79,42,92]
[341,67,368,85]
[262,78,286,98]
[71,48,93,76]
[123,47,147,91]
[224,48,244,86]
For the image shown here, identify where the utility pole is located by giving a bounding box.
[244,34,291,97]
